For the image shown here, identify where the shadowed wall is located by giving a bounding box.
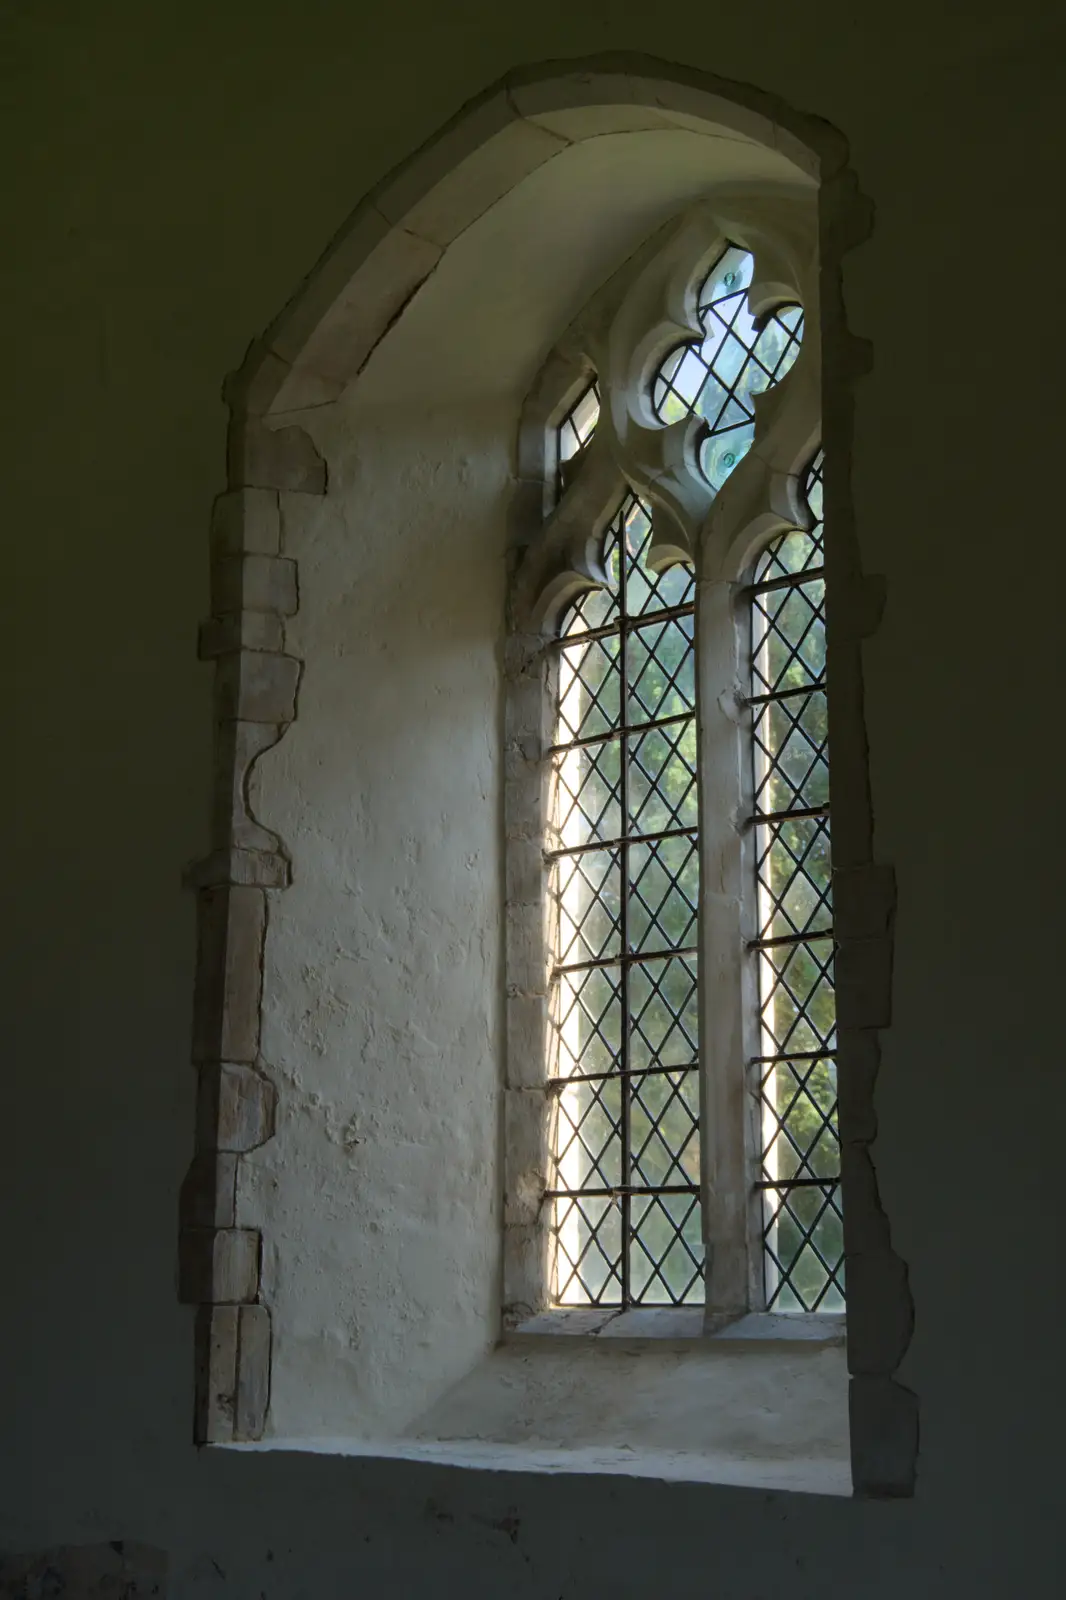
[4,1,1063,1594]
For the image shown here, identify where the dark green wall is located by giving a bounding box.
[5,2,1063,1593]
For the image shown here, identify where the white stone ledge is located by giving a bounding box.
[216,1331,850,1494]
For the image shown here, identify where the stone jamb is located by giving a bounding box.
[182,53,914,1495]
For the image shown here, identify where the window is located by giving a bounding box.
[514,226,838,1319]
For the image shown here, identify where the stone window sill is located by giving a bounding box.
[507,1306,846,1346]
[220,1310,851,1495]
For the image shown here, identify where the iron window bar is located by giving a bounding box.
[552,944,699,979]
[546,823,697,863]
[743,564,826,599]
[548,710,692,758]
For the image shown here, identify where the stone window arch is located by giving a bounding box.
[180,56,914,1496]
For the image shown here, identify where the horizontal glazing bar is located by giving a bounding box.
[746,678,826,707]
[750,1049,837,1064]
[744,563,825,599]
[749,804,830,827]
[546,823,697,863]
[755,1177,841,1190]
[748,929,834,951]
[547,1184,700,1199]
[548,709,692,757]
[548,1060,698,1087]
[552,600,695,651]
[555,944,698,977]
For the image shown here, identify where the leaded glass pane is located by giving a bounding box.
[750,451,843,1313]
[548,491,702,1306]
[556,379,601,500]
[652,243,804,497]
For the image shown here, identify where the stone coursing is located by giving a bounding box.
[180,427,324,1444]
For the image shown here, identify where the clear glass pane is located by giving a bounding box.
[653,243,804,501]
[549,964,622,1081]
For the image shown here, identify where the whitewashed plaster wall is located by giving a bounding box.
[243,393,511,1435]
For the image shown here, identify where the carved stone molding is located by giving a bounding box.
[512,192,819,628]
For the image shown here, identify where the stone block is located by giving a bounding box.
[525,101,673,141]
[503,1220,551,1319]
[504,1087,550,1225]
[385,114,566,248]
[197,1062,277,1153]
[505,904,549,993]
[846,1248,913,1376]
[850,1375,919,1498]
[183,847,290,891]
[836,936,893,1029]
[374,90,518,239]
[211,487,281,556]
[194,1303,239,1442]
[840,1142,891,1255]
[198,612,285,659]
[504,665,549,744]
[212,720,284,854]
[837,1026,880,1146]
[235,1303,272,1439]
[506,834,546,907]
[626,72,776,147]
[212,553,298,617]
[179,1227,261,1305]
[180,1151,238,1229]
[228,419,327,495]
[192,885,265,1064]
[829,572,887,641]
[508,67,637,125]
[506,992,548,1087]
[292,226,441,386]
[215,651,300,724]
[834,862,896,941]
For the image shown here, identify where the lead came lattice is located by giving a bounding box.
[548,494,702,1306]
[749,453,844,1312]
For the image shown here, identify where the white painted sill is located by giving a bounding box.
[222,1310,851,1495]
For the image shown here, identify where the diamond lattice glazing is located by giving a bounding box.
[749,453,844,1312]
[549,494,702,1306]
[652,245,804,494]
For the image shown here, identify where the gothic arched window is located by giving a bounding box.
[507,209,834,1322]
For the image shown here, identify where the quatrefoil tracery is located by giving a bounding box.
[515,194,820,630]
